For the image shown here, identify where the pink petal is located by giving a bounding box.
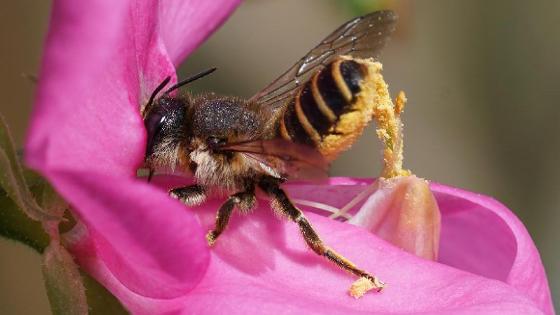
[27,0,139,175]
[184,200,544,315]
[82,178,549,314]
[158,0,242,66]
[349,176,441,260]
[54,171,209,299]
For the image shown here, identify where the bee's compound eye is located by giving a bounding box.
[146,113,164,133]
[206,136,227,149]
[144,112,165,158]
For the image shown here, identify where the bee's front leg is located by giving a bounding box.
[207,189,256,246]
[169,184,207,206]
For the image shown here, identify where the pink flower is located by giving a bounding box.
[25,0,554,314]
[26,0,241,300]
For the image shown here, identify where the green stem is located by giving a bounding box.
[81,271,128,315]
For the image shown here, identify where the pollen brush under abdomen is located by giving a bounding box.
[279,55,387,161]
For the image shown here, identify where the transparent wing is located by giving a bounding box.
[221,139,328,180]
[250,10,398,111]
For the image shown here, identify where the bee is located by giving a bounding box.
[142,10,397,290]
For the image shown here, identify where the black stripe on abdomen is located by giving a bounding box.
[299,84,332,136]
[316,62,347,116]
[282,100,314,145]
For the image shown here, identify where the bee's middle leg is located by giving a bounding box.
[207,189,255,246]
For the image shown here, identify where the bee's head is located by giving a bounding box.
[143,95,188,160]
[142,69,217,171]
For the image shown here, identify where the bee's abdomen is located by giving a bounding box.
[279,57,373,160]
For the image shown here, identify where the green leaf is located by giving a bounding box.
[42,241,88,315]
[0,115,59,222]
[0,170,74,253]
[0,189,49,253]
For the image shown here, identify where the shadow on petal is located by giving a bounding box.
[436,190,516,281]
[432,183,554,315]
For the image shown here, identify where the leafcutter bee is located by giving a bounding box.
[142,10,397,291]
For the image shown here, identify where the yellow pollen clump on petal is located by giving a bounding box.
[349,276,385,298]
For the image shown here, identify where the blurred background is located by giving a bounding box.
[1,0,558,313]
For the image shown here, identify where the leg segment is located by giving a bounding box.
[169,185,207,206]
[207,190,256,246]
[259,178,383,289]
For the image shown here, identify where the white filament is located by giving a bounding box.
[329,180,379,220]
[292,198,352,220]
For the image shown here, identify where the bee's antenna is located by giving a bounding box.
[143,76,172,118]
[164,67,217,95]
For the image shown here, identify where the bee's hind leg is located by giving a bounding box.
[258,177,384,290]
[207,188,256,246]
[170,184,207,206]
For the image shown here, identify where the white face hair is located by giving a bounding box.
[146,130,282,193]
[189,147,252,192]
[147,137,183,174]
[188,143,282,193]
